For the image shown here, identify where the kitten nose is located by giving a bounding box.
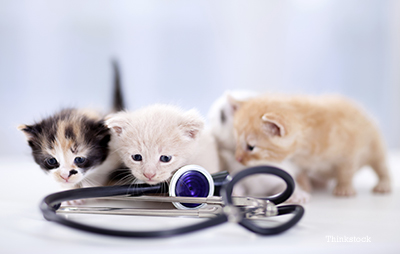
[69,169,78,177]
[61,170,78,180]
[143,172,156,180]
[236,154,243,163]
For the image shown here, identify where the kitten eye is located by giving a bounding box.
[160,155,172,163]
[45,157,59,167]
[132,154,143,161]
[247,144,255,151]
[74,157,86,165]
[220,110,226,123]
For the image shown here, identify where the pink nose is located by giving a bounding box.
[61,170,78,180]
[143,172,156,180]
[235,155,243,163]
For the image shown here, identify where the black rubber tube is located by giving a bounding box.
[222,165,295,205]
[222,165,305,235]
[40,183,228,238]
[39,166,304,237]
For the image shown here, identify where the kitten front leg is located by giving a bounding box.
[296,171,312,193]
[286,186,311,204]
[232,182,247,196]
[333,162,356,197]
[373,178,391,194]
[60,183,86,206]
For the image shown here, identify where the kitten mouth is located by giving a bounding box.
[141,176,169,185]
[59,179,77,184]
[58,175,80,184]
[143,179,162,185]
[58,180,77,187]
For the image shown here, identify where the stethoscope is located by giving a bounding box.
[40,165,304,238]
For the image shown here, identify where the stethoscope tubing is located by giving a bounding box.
[40,165,304,237]
[222,165,304,235]
[238,205,304,235]
[222,165,295,205]
[42,204,227,238]
[40,184,228,238]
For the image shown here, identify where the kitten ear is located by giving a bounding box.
[261,113,286,137]
[17,124,35,140]
[179,109,204,140]
[105,115,125,136]
[226,94,244,113]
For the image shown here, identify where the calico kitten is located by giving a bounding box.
[229,94,391,196]
[18,109,121,189]
[106,104,220,184]
[18,61,124,190]
[208,91,310,203]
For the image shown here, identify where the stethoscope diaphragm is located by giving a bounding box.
[169,165,215,209]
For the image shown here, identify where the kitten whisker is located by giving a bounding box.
[114,174,135,186]
[81,177,101,187]
[125,177,139,196]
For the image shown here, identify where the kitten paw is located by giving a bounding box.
[373,181,391,193]
[286,188,311,204]
[333,185,356,197]
[232,184,246,196]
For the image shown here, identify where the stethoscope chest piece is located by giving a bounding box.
[169,165,215,209]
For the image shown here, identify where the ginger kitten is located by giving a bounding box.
[106,104,220,185]
[230,94,391,196]
[208,91,310,203]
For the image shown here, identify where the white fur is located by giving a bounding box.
[106,104,219,184]
[207,90,258,172]
[189,128,220,174]
[46,137,122,190]
[207,90,258,152]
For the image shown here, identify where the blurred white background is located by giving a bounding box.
[1,0,399,157]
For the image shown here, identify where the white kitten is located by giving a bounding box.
[208,90,258,152]
[208,91,310,203]
[189,127,221,175]
[207,90,258,173]
[106,104,219,184]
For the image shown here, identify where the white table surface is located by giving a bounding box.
[1,151,399,254]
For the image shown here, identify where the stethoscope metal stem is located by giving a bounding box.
[57,195,277,218]
[58,205,223,218]
[101,195,268,208]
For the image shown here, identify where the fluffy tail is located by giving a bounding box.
[112,60,125,112]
